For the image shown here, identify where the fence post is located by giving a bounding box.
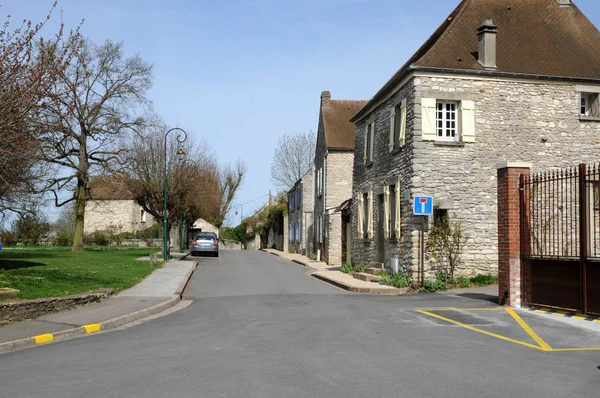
[497,162,532,307]
[579,163,588,313]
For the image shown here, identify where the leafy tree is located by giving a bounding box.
[270,131,315,191]
[12,206,51,246]
[36,39,153,252]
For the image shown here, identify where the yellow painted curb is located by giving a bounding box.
[82,324,101,334]
[33,334,54,344]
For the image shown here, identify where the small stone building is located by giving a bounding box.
[288,168,314,255]
[313,91,368,265]
[85,175,154,234]
[349,0,600,279]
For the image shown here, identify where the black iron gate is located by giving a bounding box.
[520,163,600,315]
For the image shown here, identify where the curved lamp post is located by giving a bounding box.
[163,128,187,261]
[234,203,243,250]
[178,159,198,253]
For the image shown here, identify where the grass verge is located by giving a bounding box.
[0,247,161,299]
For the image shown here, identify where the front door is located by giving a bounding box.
[377,194,385,264]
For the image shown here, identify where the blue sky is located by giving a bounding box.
[3,0,599,225]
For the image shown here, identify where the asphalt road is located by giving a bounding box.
[1,250,599,397]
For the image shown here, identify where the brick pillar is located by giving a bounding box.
[497,162,531,307]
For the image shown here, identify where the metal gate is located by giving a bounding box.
[520,163,600,315]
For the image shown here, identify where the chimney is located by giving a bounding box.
[477,19,498,70]
[556,0,571,6]
[321,91,331,105]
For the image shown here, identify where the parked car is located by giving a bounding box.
[190,232,219,257]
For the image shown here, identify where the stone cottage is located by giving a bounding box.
[313,91,368,265]
[85,175,155,234]
[288,168,314,255]
[349,0,600,279]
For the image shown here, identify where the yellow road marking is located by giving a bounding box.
[553,313,566,317]
[572,315,586,320]
[415,310,545,351]
[535,309,548,313]
[414,308,505,312]
[548,347,600,352]
[82,324,101,334]
[506,309,552,351]
[33,334,54,344]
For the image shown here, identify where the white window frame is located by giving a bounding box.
[140,209,147,223]
[581,95,589,116]
[364,122,375,164]
[436,100,458,141]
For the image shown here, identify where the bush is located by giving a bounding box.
[12,209,50,246]
[470,274,498,286]
[418,274,449,293]
[55,230,73,246]
[0,230,17,246]
[340,263,354,273]
[378,272,411,288]
[85,231,109,246]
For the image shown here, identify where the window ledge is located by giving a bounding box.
[580,115,600,122]
[434,141,466,147]
[365,161,374,167]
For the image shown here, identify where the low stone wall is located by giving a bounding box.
[0,288,114,324]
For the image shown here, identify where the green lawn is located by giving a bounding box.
[0,247,161,299]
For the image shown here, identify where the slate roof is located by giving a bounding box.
[87,175,133,200]
[353,0,600,121]
[322,98,368,149]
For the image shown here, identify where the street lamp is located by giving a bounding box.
[234,203,243,250]
[163,128,187,261]
[179,159,198,253]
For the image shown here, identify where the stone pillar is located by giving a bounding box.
[327,212,343,266]
[497,162,531,307]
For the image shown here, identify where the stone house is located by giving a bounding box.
[313,91,368,265]
[349,0,600,279]
[287,168,314,255]
[85,175,155,234]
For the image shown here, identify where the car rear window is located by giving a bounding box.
[195,233,216,240]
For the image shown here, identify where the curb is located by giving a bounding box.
[0,262,198,355]
[311,273,407,295]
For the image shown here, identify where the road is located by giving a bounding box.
[1,250,599,397]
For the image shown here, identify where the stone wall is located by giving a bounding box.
[85,199,154,234]
[352,72,600,280]
[0,289,113,324]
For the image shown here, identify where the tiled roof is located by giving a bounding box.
[87,175,133,200]
[354,0,600,121]
[322,98,368,149]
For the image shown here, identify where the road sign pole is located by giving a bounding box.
[420,215,425,287]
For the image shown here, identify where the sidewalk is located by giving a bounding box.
[261,249,407,295]
[0,258,197,354]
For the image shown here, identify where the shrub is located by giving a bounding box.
[427,213,466,280]
[418,274,449,293]
[379,272,411,288]
[12,209,51,246]
[340,263,354,273]
[85,231,109,246]
[0,230,17,246]
[470,274,498,286]
[55,230,73,246]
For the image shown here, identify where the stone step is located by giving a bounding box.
[364,267,385,275]
[352,272,381,283]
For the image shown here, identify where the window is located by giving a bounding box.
[140,209,147,223]
[296,221,301,242]
[389,99,407,152]
[289,192,295,213]
[296,187,302,209]
[357,191,373,240]
[436,101,458,141]
[289,222,294,242]
[421,98,475,142]
[317,216,322,243]
[581,93,599,117]
[364,122,375,164]
[317,168,323,197]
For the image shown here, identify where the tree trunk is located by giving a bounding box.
[72,179,87,252]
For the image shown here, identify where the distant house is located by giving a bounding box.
[349,0,600,278]
[288,168,314,255]
[85,175,154,234]
[313,91,368,265]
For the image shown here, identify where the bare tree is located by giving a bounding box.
[0,2,81,215]
[270,131,315,191]
[36,39,152,251]
[125,126,222,235]
[219,160,246,226]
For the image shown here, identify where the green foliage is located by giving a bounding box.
[378,272,411,288]
[0,247,161,299]
[418,274,449,293]
[340,263,354,273]
[12,209,51,246]
[427,212,466,280]
[469,274,498,286]
[220,227,242,242]
[55,230,74,246]
[85,231,109,246]
[0,230,17,246]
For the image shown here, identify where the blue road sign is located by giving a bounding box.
[413,196,433,215]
